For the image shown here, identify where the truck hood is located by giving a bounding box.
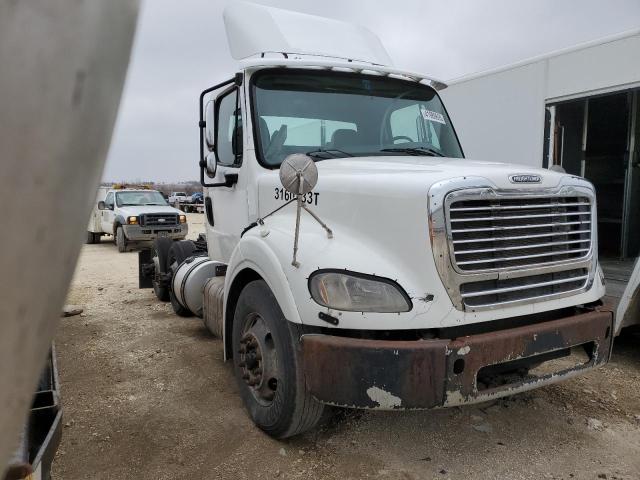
[312,156,570,190]
[117,205,183,216]
[256,154,591,249]
[258,155,580,218]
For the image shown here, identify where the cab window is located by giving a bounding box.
[390,104,441,149]
[216,88,242,167]
[104,192,114,209]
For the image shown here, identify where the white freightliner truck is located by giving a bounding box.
[139,2,616,438]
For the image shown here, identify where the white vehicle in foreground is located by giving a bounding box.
[139,2,614,438]
[88,187,188,252]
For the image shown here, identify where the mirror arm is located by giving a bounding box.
[198,76,238,187]
[201,172,238,188]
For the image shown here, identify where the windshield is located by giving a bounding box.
[116,191,168,207]
[252,70,463,167]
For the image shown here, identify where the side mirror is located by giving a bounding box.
[204,100,215,152]
[205,152,217,178]
[98,201,106,210]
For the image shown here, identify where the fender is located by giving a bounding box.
[231,214,448,332]
[223,233,303,360]
[114,214,127,232]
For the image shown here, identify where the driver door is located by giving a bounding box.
[206,86,249,262]
[101,191,115,233]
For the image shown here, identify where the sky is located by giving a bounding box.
[103,0,640,182]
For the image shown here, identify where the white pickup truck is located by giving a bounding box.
[139,2,616,439]
[168,191,189,205]
[87,187,188,252]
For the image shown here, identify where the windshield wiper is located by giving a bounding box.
[306,148,354,160]
[380,147,444,157]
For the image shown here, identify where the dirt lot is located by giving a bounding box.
[53,213,640,479]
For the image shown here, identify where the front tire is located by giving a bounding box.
[232,280,324,438]
[116,226,127,253]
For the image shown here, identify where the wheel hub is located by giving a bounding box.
[238,315,278,403]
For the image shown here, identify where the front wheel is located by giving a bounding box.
[232,280,324,438]
[116,226,127,253]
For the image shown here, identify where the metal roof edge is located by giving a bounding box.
[446,28,640,86]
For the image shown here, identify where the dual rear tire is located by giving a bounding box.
[151,238,173,301]
[152,238,197,316]
[86,231,100,244]
[167,241,197,317]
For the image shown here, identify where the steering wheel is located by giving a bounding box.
[392,136,414,144]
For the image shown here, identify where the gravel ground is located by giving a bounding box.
[53,213,640,479]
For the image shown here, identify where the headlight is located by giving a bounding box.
[308,271,411,313]
[179,215,187,224]
[127,216,138,225]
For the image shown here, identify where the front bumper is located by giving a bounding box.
[123,224,187,242]
[301,306,613,409]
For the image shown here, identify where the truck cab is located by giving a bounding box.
[143,2,614,438]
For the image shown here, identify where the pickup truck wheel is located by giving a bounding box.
[233,280,325,438]
[86,231,96,244]
[167,241,197,317]
[116,226,127,253]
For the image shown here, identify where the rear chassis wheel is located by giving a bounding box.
[151,238,173,301]
[167,241,197,317]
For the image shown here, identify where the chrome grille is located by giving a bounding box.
[448,196,592,271]
[428,180,597,312]
[460,268,589,309]
[140,213,178,227]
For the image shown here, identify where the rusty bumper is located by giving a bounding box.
[301,308,613,409]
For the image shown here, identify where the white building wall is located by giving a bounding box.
[441,30,640,168]
[442,62,546,167]
[546,34,640,101]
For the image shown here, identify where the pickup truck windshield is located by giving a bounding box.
[252,70,463,167]
[116,191,168,207]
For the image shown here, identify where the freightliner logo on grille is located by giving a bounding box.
[509,174,542,184]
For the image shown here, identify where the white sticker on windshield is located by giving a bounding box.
[420,108,446,124]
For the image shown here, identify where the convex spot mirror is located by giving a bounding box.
[205,152,217,178]
[279,154,318,195]
[97,201,106,210]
